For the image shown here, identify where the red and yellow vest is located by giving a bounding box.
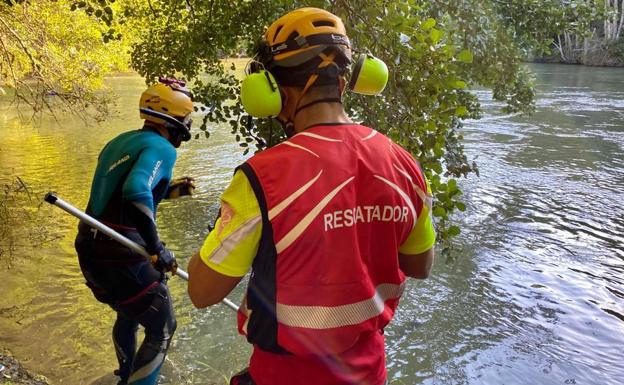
[237,124,429,356]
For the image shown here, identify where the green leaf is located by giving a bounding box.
[454,80,467,89]
[448,225,461,236]
[429,28,443,44]
[456,202,466,212]
[455,106,468,117]
[422,18,437,30]
[432,207,446,217]
[457,49,474,63]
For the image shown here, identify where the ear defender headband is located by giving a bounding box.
[239,44,390,118]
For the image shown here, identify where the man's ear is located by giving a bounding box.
[280,86,288,109]
[276,86,289,121]
[339,76,347,96]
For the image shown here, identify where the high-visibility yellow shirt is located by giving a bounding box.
[398,178,436,255]
[199,170,436,277]
[200,170,262,277]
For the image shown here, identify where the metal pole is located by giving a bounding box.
[44,192,238,312]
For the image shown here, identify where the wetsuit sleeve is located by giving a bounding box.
[199,170,262,277]
[127,203,162,254]
[399,177,436,254]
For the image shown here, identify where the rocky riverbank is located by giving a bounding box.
[0,352,50,385]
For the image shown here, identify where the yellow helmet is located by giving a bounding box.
[261,7,351,68]
[139,78,194,141]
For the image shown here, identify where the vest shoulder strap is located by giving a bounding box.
[236,163,289,354]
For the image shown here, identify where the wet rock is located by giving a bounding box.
[0,351,50,385]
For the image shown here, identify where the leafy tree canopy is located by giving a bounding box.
[1,0,601,243]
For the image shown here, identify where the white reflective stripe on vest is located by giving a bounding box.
[276,282,405,330]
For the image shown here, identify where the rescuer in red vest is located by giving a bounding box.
[187,7,436,385]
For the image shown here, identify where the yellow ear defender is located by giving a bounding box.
[240,68,282,118]
[348,54,389,95]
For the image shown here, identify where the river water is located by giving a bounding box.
[0,64,622,385]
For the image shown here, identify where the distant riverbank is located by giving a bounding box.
[531,40,624,67]
[532,55,624,67]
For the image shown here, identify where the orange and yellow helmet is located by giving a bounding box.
[259,7,352,69]
[139,78,194,141]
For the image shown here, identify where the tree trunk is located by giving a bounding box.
[615,0,620,39]
[615,0,624,39]
[557,35,567,62]
[565,32,575,62]
[605,0,610,40]
[582,28,596,64]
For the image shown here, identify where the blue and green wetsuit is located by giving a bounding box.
[75,128,178,385]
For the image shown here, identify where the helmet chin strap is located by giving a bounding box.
[281,51,339,136]
[295,96,342,115]
[164,122,186,147]
[140,108,191,145]
[275,116,296,138]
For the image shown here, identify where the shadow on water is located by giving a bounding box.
[1,64,623,385]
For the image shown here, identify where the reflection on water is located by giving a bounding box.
[1,64,623,385]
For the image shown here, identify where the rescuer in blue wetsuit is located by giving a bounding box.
[74,78,196,385]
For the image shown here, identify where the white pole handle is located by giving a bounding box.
[44,192,238,312]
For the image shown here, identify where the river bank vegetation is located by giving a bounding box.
[0,0,622,243]
[524,0,624,65]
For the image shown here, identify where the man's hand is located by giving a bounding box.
[166,177,196,199]
[152,244,178,273]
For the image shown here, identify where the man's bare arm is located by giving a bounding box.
[187,252,243,308]
[399,248,435,279]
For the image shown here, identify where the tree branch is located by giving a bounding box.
[147,0,158,17]
[0,33,19,90]
[0,14,41,78]
[185,0,195,18]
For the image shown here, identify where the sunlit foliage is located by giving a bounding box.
[0,0,136,118]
